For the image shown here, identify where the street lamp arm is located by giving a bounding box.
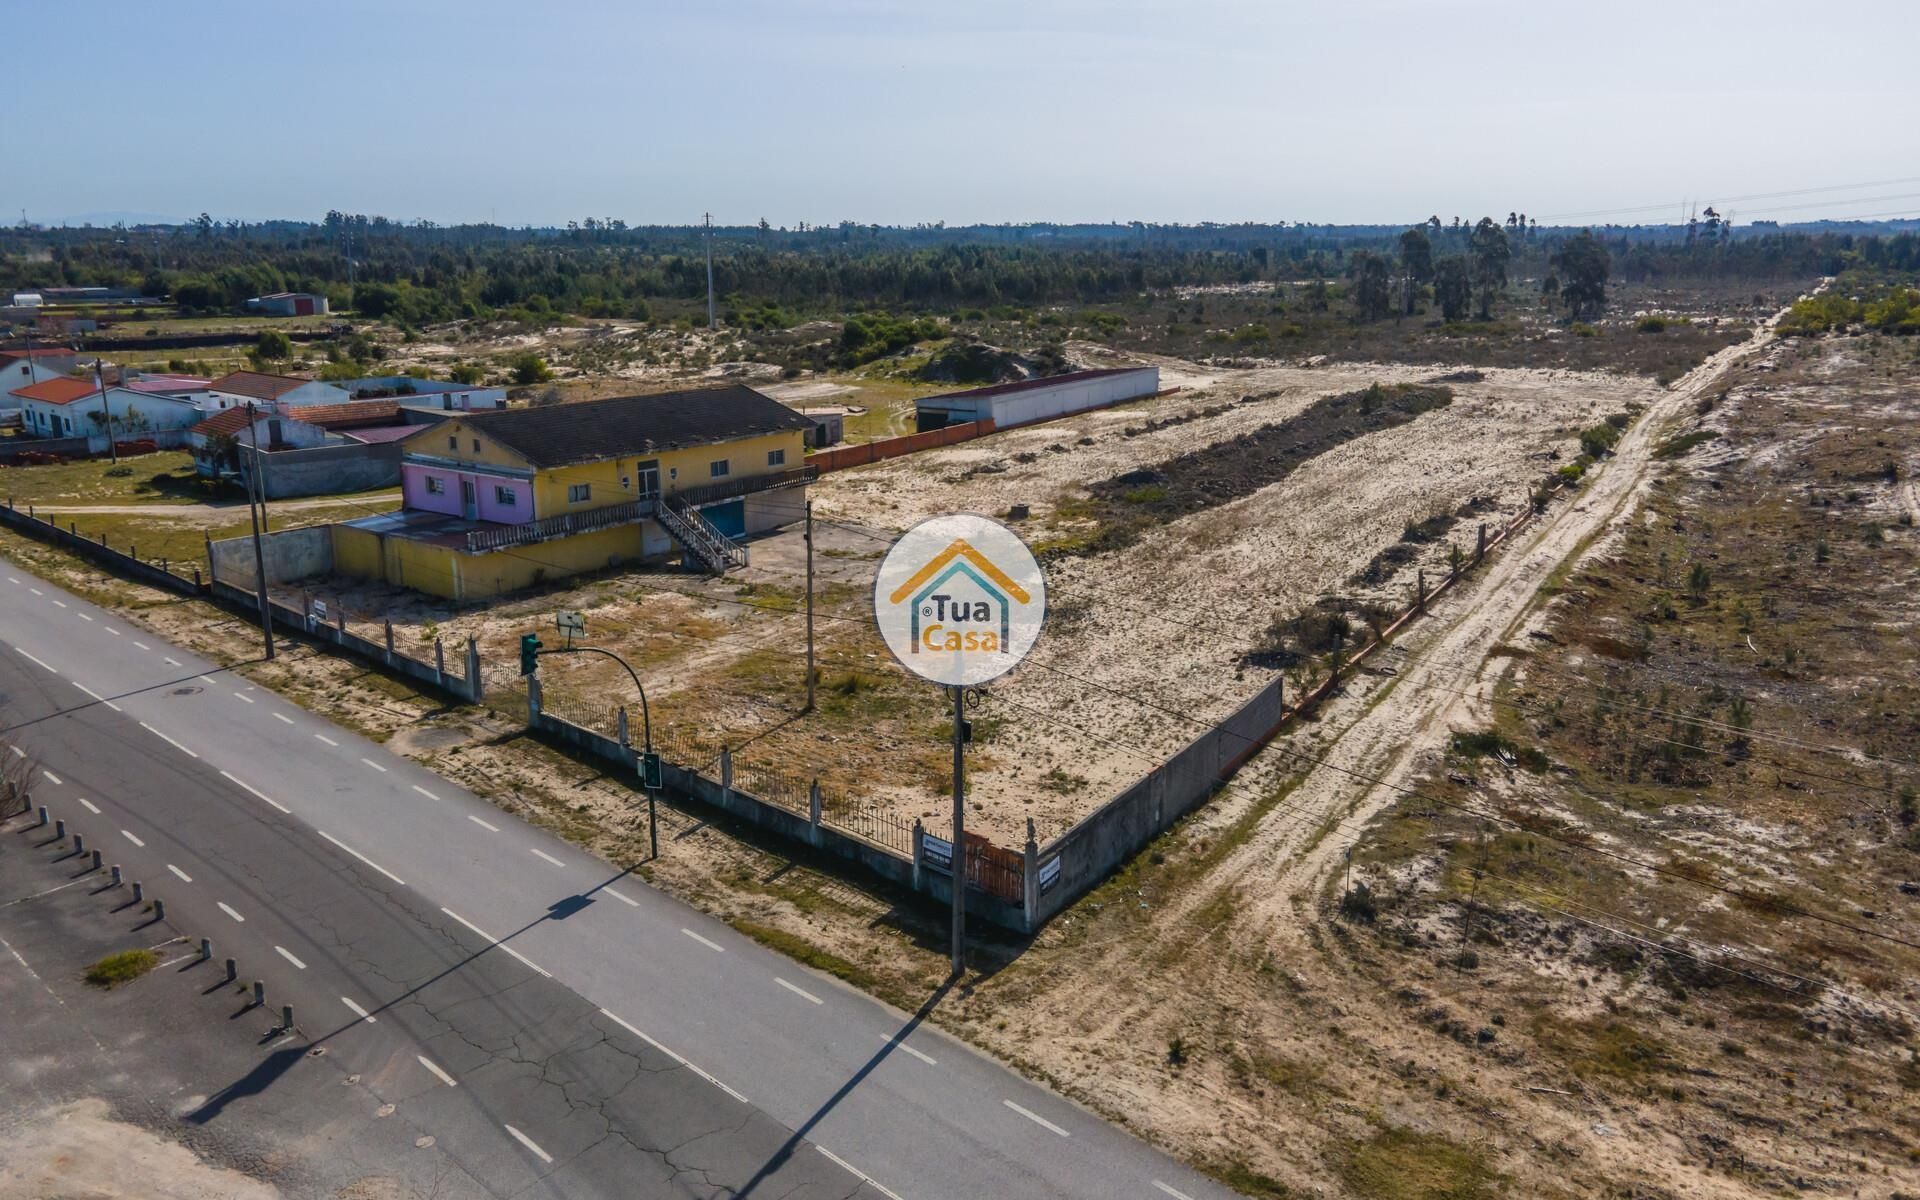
[535,646,651,751]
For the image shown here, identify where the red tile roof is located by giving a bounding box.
[207,370,321,401]
[286,399,404,428]
[187,408,261,439]
[0,348,79,363]
[9,376,100,406]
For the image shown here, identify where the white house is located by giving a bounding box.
[344,375,508,412]
[0,348,86,397]
[14,377,204,452]
[204,369,351,412]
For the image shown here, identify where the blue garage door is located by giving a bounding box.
[703,499,746,539]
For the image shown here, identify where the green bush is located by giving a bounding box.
[1636,314,1669,333]
[510,353,554,385]
[1579,422,1623,459]
[253,329,292,359]
[85,948,157,989]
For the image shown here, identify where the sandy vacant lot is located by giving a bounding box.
[288,355,1660,848]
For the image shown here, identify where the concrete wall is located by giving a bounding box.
[1032,678,1283,925]
[207,524,334,589]
[247,442,402,499]
[0,435,89,462]
[808,419,995,475]
[0,499,204,595]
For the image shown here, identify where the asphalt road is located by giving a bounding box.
[0,561,1237,1200]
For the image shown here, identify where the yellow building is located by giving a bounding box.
[331,385,814,599]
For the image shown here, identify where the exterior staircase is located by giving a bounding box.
[657,497,748,574]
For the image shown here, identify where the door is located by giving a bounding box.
[460,478,477,520]
[633,459,660,498]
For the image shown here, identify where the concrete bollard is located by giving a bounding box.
[252,979,265,1007]
[200,937,212,962]
[111,864,123,886]
[152,899,164,921]
[54,819,67,840]
[225,957,237,983]
[90,849,102,870]
[72,833,84,855]
[132,881,144,903]
[281,1004,294,1031]
[37,805,48,827]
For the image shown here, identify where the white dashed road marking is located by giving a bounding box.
[167,864,192,883]
[597,1008,747,1103]
[51,600,66,608]
[272,712,295,725]
[29,587,43,595]
[503,1125,551,1164]
[220,770,291,813]
[417,1056,457,1087]
[1153,1181,1198,1200]
[411,785,440,800]
[131,640,149,650]
[71,682,119,711]
[681,928,724,953]
[466,814,499,832]
[439,908,550,978]
[359,757,387,772]
[121,829,144,847]
[605,886,639,907]
[341,996,376,1023]
[529,847,563,866]
[232,691,254,703]
[41,770,62,785]
[77,799,101,815]
[880,1034,937,1066]
[275,945,307,969]
[317,831,406,886]
[139,722,198,758]
[106,627,120,636]
[18,649,57,673]
[816,1148,905,1200]
[217,902,246,923]
[314,734,338,747]
[77,612,93,622]
[776,977,823,1005]
[163,657,181,666]
[1003,1099,1069,1137]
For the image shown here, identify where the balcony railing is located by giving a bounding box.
[668,464,816,511]
[464,497,654,553]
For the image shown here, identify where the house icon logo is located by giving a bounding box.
[874,515,1047,687]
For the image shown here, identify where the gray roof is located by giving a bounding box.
[460,385,813,469]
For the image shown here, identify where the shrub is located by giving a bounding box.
[448,362,486,384]
[85,948,157,988]
[1636,314,1669,333]
[510,353,553,385]
[1579,422,1623,459]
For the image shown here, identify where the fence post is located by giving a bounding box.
[466,636,483,703]
[434,638,447,689]
[337,607,346,634]
[203,530,216,585]
[1023,819,1039,933]
[1417,569,1427,610]
[383,620,395,662]
[617,706,630,749]
[912,820,925,891]
[720,747,733,793]
[808,779,822,847]
[1476,522,1487,562]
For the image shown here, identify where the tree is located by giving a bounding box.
[1348,251,1392,322]
[1398,227,1434,316]
[1434,257,1473,321]
[254,329,292,360]
[1551,229,1611,319]
[195,212,214,239]
[510,353,553,385]
[1468,217,1510,319]
[448,362,486,384]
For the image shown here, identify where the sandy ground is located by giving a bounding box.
[0,1099,281,1200]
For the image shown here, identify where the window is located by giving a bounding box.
[448,435,458,451]
[668,467,678,481]
[425,476,445,494]
[494,486,517,506]
[767,448,785,467]
[567,483,591,503]
[472,438,481,452]
[709,459,730,478]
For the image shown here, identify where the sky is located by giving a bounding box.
[10,0,1920,230]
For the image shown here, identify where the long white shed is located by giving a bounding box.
[915,366,1160,432]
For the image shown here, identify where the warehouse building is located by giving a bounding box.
[914,366,1160,432]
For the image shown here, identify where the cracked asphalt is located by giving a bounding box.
[0,560,1238,1200]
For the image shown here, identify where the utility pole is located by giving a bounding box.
[703,212,715,331]
[243,402,275,660]
[804,500,815,713]
[950,684,966,978]
[93,357,116,464]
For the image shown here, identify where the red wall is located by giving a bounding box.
[810,418,995,475]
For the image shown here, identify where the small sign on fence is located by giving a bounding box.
[310,599,328,623]
[921,833,954,875]
[1038,854,1062,894]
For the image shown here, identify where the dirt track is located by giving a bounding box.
[953,292,1816,1194]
